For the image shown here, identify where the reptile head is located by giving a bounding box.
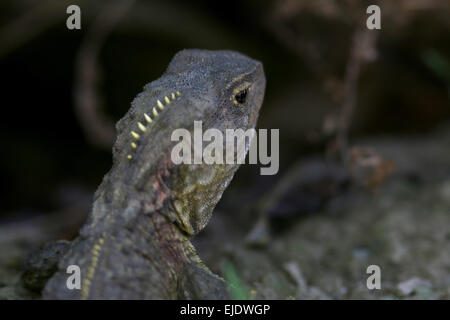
[111,49,265,235]
[164,49,265,132]
[165,50,266,235]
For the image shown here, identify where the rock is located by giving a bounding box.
[21,240,71,293]
[245,218,271,247]
[397,277,431,296]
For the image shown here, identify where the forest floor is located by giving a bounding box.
[195,125,450,299]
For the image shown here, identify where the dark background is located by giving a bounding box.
[0,0,449,225]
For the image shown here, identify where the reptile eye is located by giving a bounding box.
[234,89,248,105]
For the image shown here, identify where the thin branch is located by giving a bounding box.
[0,0,77,59]
[73,0,135,150]
[330,28,378,160]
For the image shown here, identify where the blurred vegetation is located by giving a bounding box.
[222,260,250,300]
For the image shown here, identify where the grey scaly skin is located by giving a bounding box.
[39,49,265,299]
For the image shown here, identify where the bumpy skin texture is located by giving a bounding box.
[42,49,265,299]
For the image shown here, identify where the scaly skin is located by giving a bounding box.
[41,49,265,299]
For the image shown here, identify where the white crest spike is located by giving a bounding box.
[131,142,137,149]
[131,131,140,139]
[176,91,180,96]
[144,113,152,123]
[152,107,158,117]
[171,92,176,100]
[127,155,132,159]
[164,96,171,104]
[157,100,164,110]
[138,122,147,132]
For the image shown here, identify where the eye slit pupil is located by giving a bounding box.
[235,89,248,104]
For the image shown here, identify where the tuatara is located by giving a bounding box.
[23,49,265,299]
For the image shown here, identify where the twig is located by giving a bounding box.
[73,0,135,150]
[0,0,76,59]
[329,28,378,160]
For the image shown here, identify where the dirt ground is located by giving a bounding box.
[194,125,450,300]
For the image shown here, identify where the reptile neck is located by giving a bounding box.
[79,157,176,238]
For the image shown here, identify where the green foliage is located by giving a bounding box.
[422,49,450,83]
[221,260,249,300]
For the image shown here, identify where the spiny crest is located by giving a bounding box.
[127,91,181,160]
[81,235,105,300]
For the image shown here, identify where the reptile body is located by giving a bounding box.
[40,49,265,299]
